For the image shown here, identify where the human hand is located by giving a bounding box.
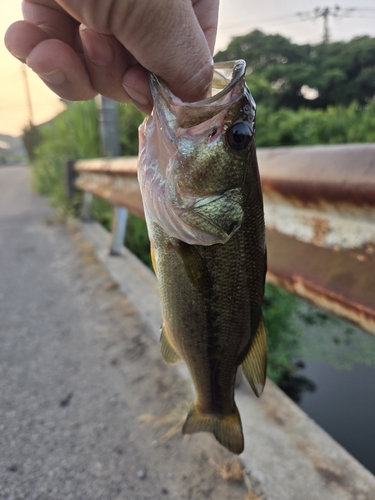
[4,0,219,114]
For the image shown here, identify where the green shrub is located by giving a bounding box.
[22,122,42,161]
[91,197,113,230]
[31,100,101,217]
[255,101,375,147]
[125,214,152,269]
[119,104,145,155]
[263,284,300,383]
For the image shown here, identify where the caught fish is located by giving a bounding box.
[138,60,267,454]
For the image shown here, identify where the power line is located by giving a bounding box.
[352,7,375,11]
[219,19,304,34]
[340,15,375,19]
[0,101,63,111]
[219,6,375,40]
[219,14,297,30]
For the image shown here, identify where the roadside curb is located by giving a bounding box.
[77,219,375,500]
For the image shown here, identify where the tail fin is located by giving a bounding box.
[182,403,244,454]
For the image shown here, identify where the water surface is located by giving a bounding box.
[282,300,375,474]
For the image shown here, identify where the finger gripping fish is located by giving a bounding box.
[138,60,267,454]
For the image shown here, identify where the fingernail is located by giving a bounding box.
[80,26,114,66]
[37,69,65,85]
[123,85,151,107]
[6,45,26,62]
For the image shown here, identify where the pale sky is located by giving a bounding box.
[1,0,375,137]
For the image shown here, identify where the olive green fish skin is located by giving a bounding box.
[150,139,266,417]
[139,61,267,453]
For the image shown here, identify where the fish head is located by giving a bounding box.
[138,60,257,245]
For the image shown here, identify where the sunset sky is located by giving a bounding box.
[1,0,375,137]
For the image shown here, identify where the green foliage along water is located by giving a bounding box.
[263,284,300,382]
[28,30,375,384]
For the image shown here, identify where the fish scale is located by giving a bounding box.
[138,60,267,454]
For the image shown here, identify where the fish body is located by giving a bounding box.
[138,60,267,454]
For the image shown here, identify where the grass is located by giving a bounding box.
[138,402,190,441]
[210,458,266,499]
[210,458,244,483]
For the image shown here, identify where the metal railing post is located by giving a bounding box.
[81,192,93,222]
[110,206,128,256]
[65,159,77,200]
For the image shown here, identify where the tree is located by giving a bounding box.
[215,31,375,110]
[22,122,42,162]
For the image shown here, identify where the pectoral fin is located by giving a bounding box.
[171,241,212,293]
[241,315,267,397]
[150,240,158,275]
[160,325,181,365]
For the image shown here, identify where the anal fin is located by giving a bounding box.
[160,324,181,365]
[241,314,267,397]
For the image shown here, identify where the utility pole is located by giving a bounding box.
[98,96,121,157]
[97,96,127,255]
[297,5,356,44]
[321,7,330,44]
[21,64,34,124]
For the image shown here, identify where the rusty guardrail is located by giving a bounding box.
[70,143,375,336]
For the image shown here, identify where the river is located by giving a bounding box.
[280,300,375,475]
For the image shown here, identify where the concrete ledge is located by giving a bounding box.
[78,220,375,500]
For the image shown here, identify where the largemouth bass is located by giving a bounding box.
[138,60,267,454]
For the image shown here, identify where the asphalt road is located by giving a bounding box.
[0,167,256,500]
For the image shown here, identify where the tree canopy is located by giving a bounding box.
[215,30,375,110]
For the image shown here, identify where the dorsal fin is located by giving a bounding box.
[160,324,181,365]
[241,315,267,397]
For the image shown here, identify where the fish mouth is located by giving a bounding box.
[198,60,247,104]
[149,60,250,128]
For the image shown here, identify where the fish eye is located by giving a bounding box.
[226,122,252,151]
